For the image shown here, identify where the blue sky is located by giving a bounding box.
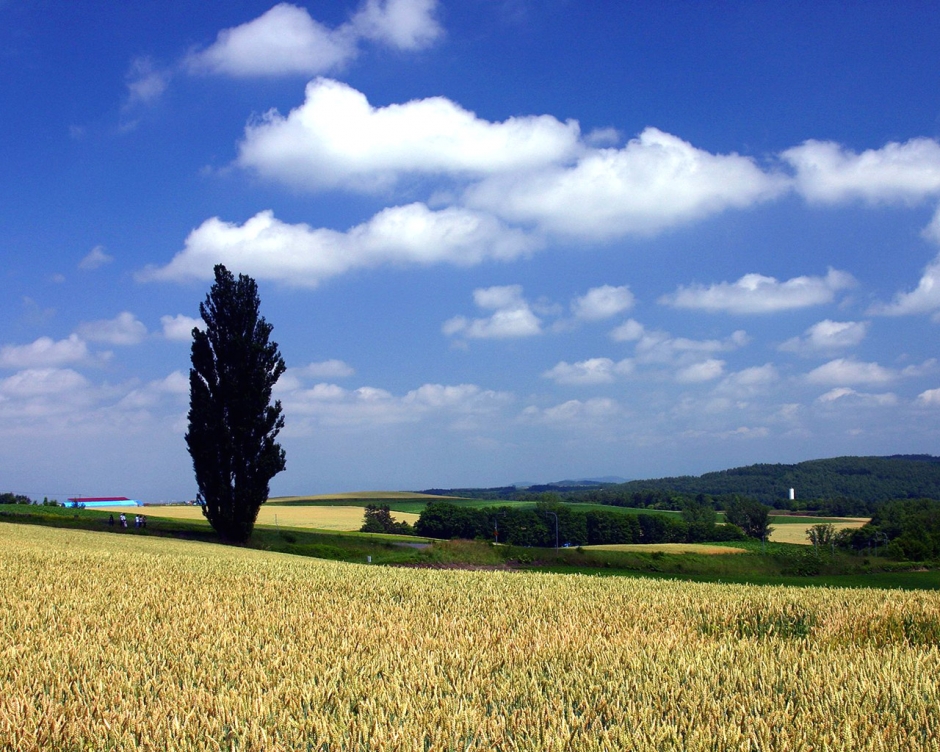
[3,1,940,501]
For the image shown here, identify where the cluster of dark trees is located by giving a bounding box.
[839,498,940,560]
[0,492,33,505]
[359,504,414,535]
[413,500,749,547]
[0,493,58,506]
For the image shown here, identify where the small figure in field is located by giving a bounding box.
[119,512,127,528]
[141,515,147,529]
[108,514,114,527]
[134,514,141,528]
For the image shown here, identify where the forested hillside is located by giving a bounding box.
[615,455,940,505]
[422,455,940,511]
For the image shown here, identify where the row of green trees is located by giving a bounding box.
[413,501,751,547]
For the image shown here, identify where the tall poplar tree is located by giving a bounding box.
[186,264,286,542]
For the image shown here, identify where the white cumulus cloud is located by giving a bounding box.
[542,358,634,385]
[139,204,538,287]
[571,285,634,321]
[660,268,855,314]
[676,359,725,383]
[610,318,645,342]
[779,319,869,354]
[76,312,147,346]
[443,285,542,340]
[714,364,779,398]
[281,380,510,430]
[521,398,621,426]
[624,322,748,366]
[870,253,940,317]
[466,127,787,240]
[237,78,579,191]
[78,245,113,270]
[816,387,898,407]
[187,1,441,78]
[349,0,442,50]
[806,358,898,386]
[0,367,90,398]
[161,314,205,342]
[0,334,91,369]
[917,388,940,406]
[302,360,355,379]
[782,138,940,204]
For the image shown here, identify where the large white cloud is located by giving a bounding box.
[660,268,855,314]
[237,78,580,190]
[782,138,940,204]
[779,319,869,354]
[466,128,788,240]
[443,285,542,340]
[187,1,441,78]
[139,204,538,287]
[76,312,148,346]
[0,335,91,370]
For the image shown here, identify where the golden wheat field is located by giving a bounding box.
[105,504,420,531]
[769,520,869,545]
[2,524,940,751]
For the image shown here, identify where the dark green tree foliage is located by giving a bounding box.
[186,265,286,543]
[844,498,940,560]
[585,509,641,544]
[359,504,414,535]
[414,502,744,546]
[414,502,489,539]
[723,497,773,540]
[681,494,718,542]
[0,492,32,505]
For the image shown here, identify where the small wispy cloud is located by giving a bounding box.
[78,246,113,271]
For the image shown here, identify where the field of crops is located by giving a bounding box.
[105,504,420,531]
[2,523,939,751]
[769,519,868,545]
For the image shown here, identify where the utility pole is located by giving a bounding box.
[546,510,559,551]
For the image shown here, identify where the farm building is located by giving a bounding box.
[66,497,142,508]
